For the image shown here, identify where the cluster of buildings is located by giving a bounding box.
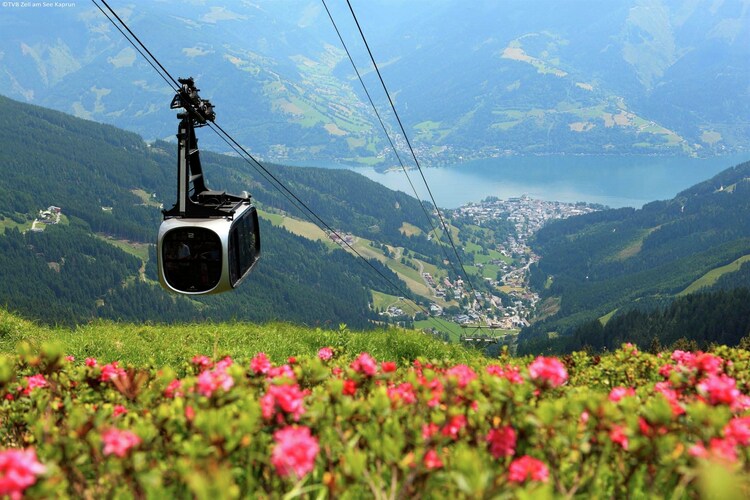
[455,195,598,241]
[328,231,355,246]
[424,196,599,332]
[30,206,62,232]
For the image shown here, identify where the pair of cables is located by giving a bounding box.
[321,0,483,305]
[91,0,461,331]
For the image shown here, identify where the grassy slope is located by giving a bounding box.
[0,309,478,369]
[260,210,453,304]
[679,254,750,296]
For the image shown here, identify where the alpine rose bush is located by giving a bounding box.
[0,448,46,499]
[101,429,141,458]
[528,356,568,387]
[270,426,319,479]
[508,455,549,484]
[2,343,750,497]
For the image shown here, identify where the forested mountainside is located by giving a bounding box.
[0,95,429,327]
[0,95,433,245]
[521,287,750,355]
[520,160,750,353]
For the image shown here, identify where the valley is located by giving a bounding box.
[262,194,598,342]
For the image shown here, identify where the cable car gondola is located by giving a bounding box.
[157,78,260,295]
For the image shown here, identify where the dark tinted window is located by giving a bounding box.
[229,208,259,286]
[162,227,222,293]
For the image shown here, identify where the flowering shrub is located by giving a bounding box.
[1,342,750,497]
[0,448,46,499]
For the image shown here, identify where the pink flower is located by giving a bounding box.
[85,357,98,367]
[0,448,46,499]
[486,364,524,384]
[271,426,319,479]
[691,438,738,463]
[215,356,233,371]
[287,356,296,365]
[609,425,629,450]
[262,384,307,421]
[65,355,75,362]
[697,374,741,406]
[251,352,272,375]
[609,387,636,403]
[387,382,416,405]
[528,356,568,387]
[508,455,549,483]
[689,442,707,458]
[732,394,750,412]
[191,355,212,368]
[693,352,724,375]
[422,423,439,440]
[112,405,128,417]
[423,449,443,469]
[23,374,48,395]
[318,347,333,361]
[716,438,738,461]
[101,429,141,458]
[446,364,477,388]
[196,367,234,398]
[185,405,195,422]
[100,362,126,382]
[267,364,295,381]
[381,361,397,373]
[260,393,275,420]
[623,343,639,356]
[351,352,378,376]
[724,417,750,446]
[425,377,444,408]
[441,415,467,440]
[164,379,183,399]
[486,426,517,459]
[658,364,675,378]
[654,382,685,417]
[671,350,694,365]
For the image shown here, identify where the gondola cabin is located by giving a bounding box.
[158,201,260,294]
[156,77,261,295]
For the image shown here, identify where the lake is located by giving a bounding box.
[315,154,749,209]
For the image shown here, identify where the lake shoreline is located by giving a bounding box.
[285,154,750,210]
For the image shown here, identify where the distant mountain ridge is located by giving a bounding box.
[520,158,750,350]
[0,0,747,166]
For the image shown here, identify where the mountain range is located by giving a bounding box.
[1,0,748,166]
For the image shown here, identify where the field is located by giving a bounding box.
[2,308,750,498]
[95,235,150,262]
[414,319,465,342]
[679,254,750,296]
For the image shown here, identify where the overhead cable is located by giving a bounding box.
[342,0,482,301]
[320,0,467,288]
[92,0,453,327]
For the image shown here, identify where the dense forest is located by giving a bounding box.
[0,209,407,329]
[518,287,750,355]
